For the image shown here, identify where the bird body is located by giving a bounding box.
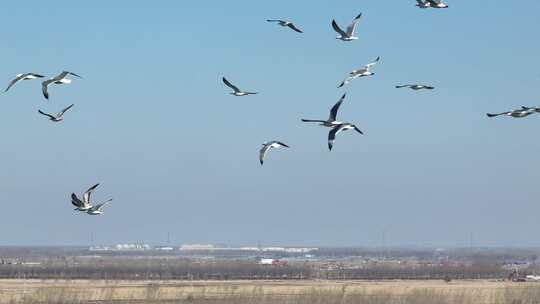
[328,123,364,150]
[259,141,289,165]
[425,0,449,8]
[86,199,112,215]
[332,13,362,41]
[396,84,434,90]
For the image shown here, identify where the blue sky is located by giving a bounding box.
[1,1,540,247]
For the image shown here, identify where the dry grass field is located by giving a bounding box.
[0,279,540,304]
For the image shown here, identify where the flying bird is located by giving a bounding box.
[338,57,380,88]
[4,73,45,92]
[259,141,289,165]
[332,13,362,41]
[415,0,431,8]
[86,199,113,215]
[222,77,258,96]
[301,93,347,127]
[267,19,303,33]
[328,123,364,151]
[425,0,449,8]
[41,71,82,100]
[71,183,100,212]
[486,108,535,118]
[396,84,435,90]
[38,104,74,122]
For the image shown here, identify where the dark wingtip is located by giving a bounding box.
[486,113,495,117]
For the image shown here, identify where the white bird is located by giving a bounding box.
[301,93,347,127]
[332,13,362,41]
[259,141,289,165]
[396,84,435,90]
[71,184,100,212]
[486,108,535,118]
[41,71,82,100]
[416,0,431,8]
[38,104,74,122]
[328,123,364,151]
[425,0,449,8]
[4,73,45,92]
[338,57,380,88]
[222,77,258,96]
[267,19,303,33]
[86,199,113,215]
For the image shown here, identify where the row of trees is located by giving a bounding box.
[0,259,511,281]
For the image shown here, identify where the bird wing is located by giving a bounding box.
[416,0,426,5]
[396,85,412,88]
[365,56,380,70]
[331,20,348,37]
[287,23,303,33]
[353,125,364,135]
[53,71,69,81]
[93,199,112,211]
[29,73,45,78]
[328,125,343,150]
[57,104,74,118]
[68,72,82,78]
[222,77,241,93]
[266,19,283,22]
[329,93,346,121]
[276,141,290,148]
[71,193,84,207]
[259,144,271,165]
[4,74,27,92]
[41,79,55,99]
[83,183,100,205]
[38,110,56,120]
[346,13,362,36]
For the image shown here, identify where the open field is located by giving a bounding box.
[1,279,540,304]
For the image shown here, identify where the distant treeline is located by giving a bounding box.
[0,259,512,281]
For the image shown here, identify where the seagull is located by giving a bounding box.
[71,183,100,212]
[267,19,303,33]
[416,0,431,8]
[38,104,74,122]
[338,57,380,88]
[328,123,364,151]
[301,93,347,127]
[396,84,435,90]
[332,13,362,41]
[86,199,113,215]
[259,141,289,165]
[222,77,258,96]
[425,0,449,8]
[41,71,82,100]
[486,108,535,118]
[4,73,45,92]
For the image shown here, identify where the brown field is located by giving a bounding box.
[1,279,540,304]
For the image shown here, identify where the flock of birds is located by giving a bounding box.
[5,0,535,216]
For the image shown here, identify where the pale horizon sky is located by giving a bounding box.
[1,1,540,248]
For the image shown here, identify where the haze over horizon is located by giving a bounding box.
[1,1,540,248]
